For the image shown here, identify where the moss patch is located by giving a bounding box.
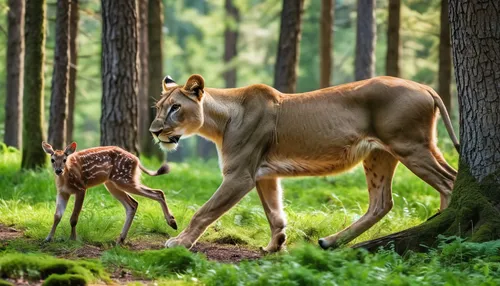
[42,274,87,286]
[0,253,109,283]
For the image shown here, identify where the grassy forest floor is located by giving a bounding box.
[1,135,500,285]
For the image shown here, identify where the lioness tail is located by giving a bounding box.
[426,88,460,153]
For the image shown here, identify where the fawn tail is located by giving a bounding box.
[139,163,170,176]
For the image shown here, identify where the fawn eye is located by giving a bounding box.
[51,159,55,163]
[63,159,67,163]
[171,104,181,111]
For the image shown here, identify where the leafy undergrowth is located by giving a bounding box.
[0,252,110,285]
[1,137,487,285]
[98,238,500,285]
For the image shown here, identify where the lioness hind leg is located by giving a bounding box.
[256,178,287,253]
[319,149,398,249]
[394,145,455,211]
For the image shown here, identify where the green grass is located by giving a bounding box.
[3,137,498,285]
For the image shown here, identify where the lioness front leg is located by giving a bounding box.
[256,178,287,253]
[165,172,255,249]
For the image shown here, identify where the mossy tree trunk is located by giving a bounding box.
[22,0,46,169]
[66,0,79,143]
[48,0,71,150]
[354,0,500,254]
[100,0,139,155]
[4,0,24,149]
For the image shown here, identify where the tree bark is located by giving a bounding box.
[66,0,79,143]
[100,0,139,155]
[143,0,164,158]
[223,0,240,88]
[274,0,304,93]
[137,0,150,155]
[438,0,452,113]
[48,0,71,150]
[353,0,500,254]
[4,0,25,149]
[22,0,46,169]
[320,0,334,88]
[355,0,376,80]
[386,0,400,77]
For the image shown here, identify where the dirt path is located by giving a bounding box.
[0,223,262,262]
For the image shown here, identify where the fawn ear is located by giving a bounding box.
[42,142,54,155]
[183,74,204,100]
[64,142,77,155]
[162,75,176,92]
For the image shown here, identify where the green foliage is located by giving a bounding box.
[0,253,108,283]
[102,247,207,279]
[198,242,500,285]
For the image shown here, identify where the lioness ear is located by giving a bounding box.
[162,75,176,92]
[42,142,54,155]
[64,142,77,155]
[184,74,204,100]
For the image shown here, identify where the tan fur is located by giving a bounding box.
[150,75,458,251]
[42,142,176,244]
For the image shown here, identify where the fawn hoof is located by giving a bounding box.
[43,237,52,243]
[116,237,126,246]
[168,219,178,230]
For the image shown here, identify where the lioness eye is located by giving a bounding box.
[171,104,181,111]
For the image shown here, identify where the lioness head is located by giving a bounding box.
[149,74,205,151]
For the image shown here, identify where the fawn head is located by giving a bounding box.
[42,142,77,176]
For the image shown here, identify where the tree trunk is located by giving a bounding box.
[353,0,500,254]
[22,0,46,169]
[143,0,164,158]
[100,0,139,155]
[385,0,400,77]
[4,0,24,149]
[438,0,452,113]
[48,0,71,150]
[320,0,334,88]
[223,0,240,88]
[66,0,79,143]
[137,0,150,155]
[355,0,376,81]
[274,0,304,93]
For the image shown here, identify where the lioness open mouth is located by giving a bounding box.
[166,135,181,144]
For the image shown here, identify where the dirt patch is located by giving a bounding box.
[0,224,262,263]
[192,242,262,263]
[0,224,23,240]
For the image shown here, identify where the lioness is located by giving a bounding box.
[150,74,459,252]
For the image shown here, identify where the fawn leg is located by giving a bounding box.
[114,182,177,230]
[69,190,86,240]
[104,182,138,244]
[45,192,70,242]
